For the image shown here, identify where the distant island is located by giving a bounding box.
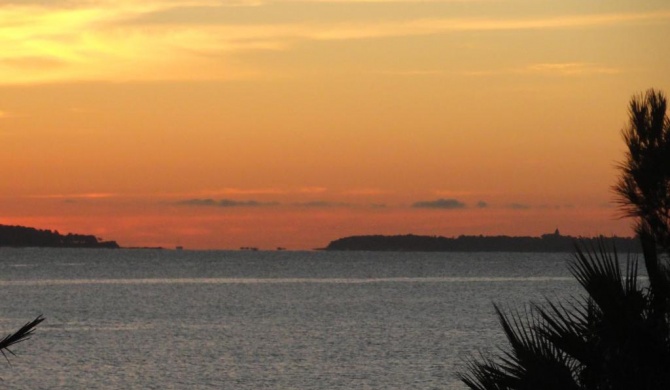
[0,224,119,248]
[324,230,641,253]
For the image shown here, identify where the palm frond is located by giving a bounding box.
[0,316,44,364]
[535,299,591,364]
[569,242,644,324]
[459,305,580,390]
[461,89,670,390]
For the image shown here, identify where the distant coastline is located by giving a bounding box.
[324,230,641,253]
[0,224,119,249]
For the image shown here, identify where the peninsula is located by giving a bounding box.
[324,230,641,253]
[0,224,119,248]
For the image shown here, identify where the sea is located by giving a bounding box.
[0,248,596,389]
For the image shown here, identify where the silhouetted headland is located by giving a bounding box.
[324,230,641,252]
[0,224,119,248]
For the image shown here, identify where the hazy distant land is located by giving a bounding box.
[0,224,119,249]
[0,223,642,253]
[325,230,641,253]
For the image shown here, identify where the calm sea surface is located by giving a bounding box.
[0,249,589,389]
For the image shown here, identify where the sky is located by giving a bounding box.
[1,0,669,249]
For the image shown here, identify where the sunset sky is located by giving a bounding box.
[1,0,669,249]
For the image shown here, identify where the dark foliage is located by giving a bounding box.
[615,90,670,250]
[460,89,670,389]
[0,316,44,365]
[459,243,670,390]
[0,224,119,248]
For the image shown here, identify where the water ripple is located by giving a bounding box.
[0,276,576,286]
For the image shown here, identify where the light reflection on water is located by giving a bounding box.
[0,249,590,389]
[0,276,575,286]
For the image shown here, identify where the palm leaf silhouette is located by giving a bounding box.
[0,316,44,365]
[460,89,670,389]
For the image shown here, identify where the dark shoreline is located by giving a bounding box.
[0,224,119,249]
[324,232,641,253]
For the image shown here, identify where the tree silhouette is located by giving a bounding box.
[459,89,670,390]
[615,89,670,326]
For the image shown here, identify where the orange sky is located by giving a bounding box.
[1,0,669,249]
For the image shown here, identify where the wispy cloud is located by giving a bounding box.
[525,62,621,75]
[227,0,499,4]
[177,198,383,209]
[207,188,287,196]
[178,198,280,207]
[196,187,327,196]
[0,2,666,84]
[302,11,670,41]
[31,193,119,199]
[178,197,388,209]
[412,198,466,209]
[0,1,259,84]
[293,200,350,207]
[465,62,622,77]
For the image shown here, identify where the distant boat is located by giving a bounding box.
[276,247,286,251]
[175,246,183,250]
[240,246,258,251]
